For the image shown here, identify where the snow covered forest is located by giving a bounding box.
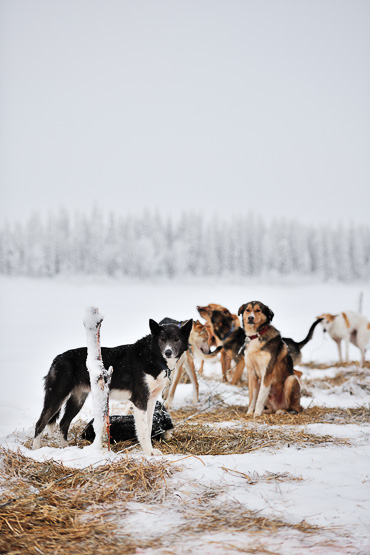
[1,209,369,281]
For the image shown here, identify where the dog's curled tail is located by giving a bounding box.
[295,318,324,349]
[202,346,223,359]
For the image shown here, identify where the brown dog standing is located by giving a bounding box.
[162,319,222,409]
[238,301,302,416]
[197,303,240,381]
[210,310,246,384]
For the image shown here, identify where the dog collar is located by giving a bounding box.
[158,357,175,377]
[165,367,173,379]
[246,326,269,341]
[237,326,269,356]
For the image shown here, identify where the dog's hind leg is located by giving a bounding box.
[34,359,79,449]
[34,401,66,449]
[47,410,60,433]
[360,348,366,367]
[184,352,199,404]
[59,389,89,442]
[283,375,302,414]
[344,337,350,363]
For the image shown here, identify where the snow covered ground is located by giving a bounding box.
[1,276,370,554]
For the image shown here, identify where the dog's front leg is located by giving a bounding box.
[133,404,162,456]
[146,395,158,437]
[220,349,230,382]
[163,360,183,409]
[247,367,259,415]
[184,352,199,404]
[335,339,343,363]
[254,377,271,416]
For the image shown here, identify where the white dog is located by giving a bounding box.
[317,311,370,365]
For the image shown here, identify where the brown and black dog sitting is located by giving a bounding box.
[197,303,241,382]
[212,310,322,383]
[238,301,302,416]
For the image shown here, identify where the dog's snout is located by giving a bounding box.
[248,316,254,322]
[165,349,173,358]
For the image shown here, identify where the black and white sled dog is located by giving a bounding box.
[33,319,192,456]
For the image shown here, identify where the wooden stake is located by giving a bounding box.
[83,306,113,450]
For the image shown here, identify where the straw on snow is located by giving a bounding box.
[0,447,175,555]
[0,448,329,555]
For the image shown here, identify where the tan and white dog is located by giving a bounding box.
[317,311,370,365]
[162,319,221,409]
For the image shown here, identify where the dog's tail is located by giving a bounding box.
[196,346,223,359]
[295,318,324,349]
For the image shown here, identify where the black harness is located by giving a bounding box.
[221,322,235,341]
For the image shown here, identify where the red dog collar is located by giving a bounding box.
[246,326,269,341]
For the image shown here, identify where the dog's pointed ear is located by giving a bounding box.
[268,308,274,322]
[181,319,193,340]
[238,304,248,316]
[196,305,207,318]
[149,319,161,335]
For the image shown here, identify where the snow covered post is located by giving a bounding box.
[83,306,113,450]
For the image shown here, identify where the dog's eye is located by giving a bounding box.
[255,309,260,313]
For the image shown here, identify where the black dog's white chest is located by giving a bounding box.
[145,370,167,398]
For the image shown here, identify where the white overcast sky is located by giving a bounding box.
[0,0,369,225]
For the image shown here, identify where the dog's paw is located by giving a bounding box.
[148,448,163,456]
[32,436,41,450]
[275,409,287,415]
[59,434,68,448]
